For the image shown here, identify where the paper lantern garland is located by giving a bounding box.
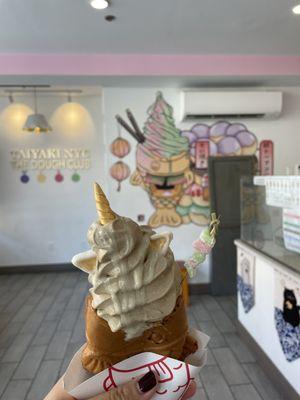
[37,171,47,183]
[55,170,64,183]
[109,126,132,191]
[72,171,81,182]
[110,161,130,192]
[20,171,30,184]
[110,137,131,158]
[19,170,82,184]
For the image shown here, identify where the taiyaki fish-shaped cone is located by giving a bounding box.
[72,183,198,374]
[82,295,198,374]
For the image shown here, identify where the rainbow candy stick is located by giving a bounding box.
[185,213,220,278]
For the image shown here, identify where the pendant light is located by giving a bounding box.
[23,87,52,134]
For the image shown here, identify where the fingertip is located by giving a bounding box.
[137,371,158,395]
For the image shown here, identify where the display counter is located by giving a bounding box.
[235,176,300,398]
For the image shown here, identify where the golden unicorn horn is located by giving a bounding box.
[94,183,117,225]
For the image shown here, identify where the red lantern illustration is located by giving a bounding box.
[110,161,130,192]
[110,137,131,159]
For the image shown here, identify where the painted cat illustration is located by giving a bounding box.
[283,288,300,328]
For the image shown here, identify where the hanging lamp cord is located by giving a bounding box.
[34,87,38,114]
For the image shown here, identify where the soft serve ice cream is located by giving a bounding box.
[72,183,197,374]
[86,217,181,340]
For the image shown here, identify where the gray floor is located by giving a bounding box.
[0,271,284,400]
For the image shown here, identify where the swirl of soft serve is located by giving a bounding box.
[72,183,181,340]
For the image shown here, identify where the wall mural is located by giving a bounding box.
[274,268,300,362]
[237,249,255,313]
[114,92,273,228]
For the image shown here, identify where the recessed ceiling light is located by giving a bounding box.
[89,0,109,10]
[292,4,300,14]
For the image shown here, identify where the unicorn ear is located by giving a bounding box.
[150,232,173,256]
[72,250,97,273]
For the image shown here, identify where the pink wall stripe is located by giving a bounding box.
[0,54,300,76]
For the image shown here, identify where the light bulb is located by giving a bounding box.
[292,4,300,14]
[89,0,109,10]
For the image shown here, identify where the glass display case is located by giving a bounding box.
[240,176,300,273]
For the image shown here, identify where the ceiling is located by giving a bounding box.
[0,0,300,55]
[1,75,300,88]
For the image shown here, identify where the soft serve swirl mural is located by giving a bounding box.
[114,91,271,228]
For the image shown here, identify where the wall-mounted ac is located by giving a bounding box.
[180,90,283,121]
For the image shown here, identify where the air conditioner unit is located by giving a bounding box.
[180,90,283,121]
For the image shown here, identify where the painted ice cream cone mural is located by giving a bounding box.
[115,92,272,228]
[116,92,191,228]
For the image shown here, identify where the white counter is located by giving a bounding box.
[235,239,300,396]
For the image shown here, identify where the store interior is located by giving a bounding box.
[0,1,300,399]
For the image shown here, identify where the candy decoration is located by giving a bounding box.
[55,170,64,183]
[110,137,131,159]
[259,140,274,175]
[72,171,81,182]
[202,173,209,188]
[185,183,203,197]
[195,140,210,169]
[202,173,210,201]
[37,171,46,183]
[110,161,130,192]
[20,171,30,184]
[185,213,220,278]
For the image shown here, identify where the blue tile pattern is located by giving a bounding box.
[274,307,300,362]
[237,275,255,313]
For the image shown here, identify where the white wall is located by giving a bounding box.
[236,241,300,395]
[1,86,300,281]
[0,94,104,267]
[103,87,300,283]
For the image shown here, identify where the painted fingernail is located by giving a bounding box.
[138,371,157,393]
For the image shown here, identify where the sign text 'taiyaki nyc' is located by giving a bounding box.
[10,148,91,170]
